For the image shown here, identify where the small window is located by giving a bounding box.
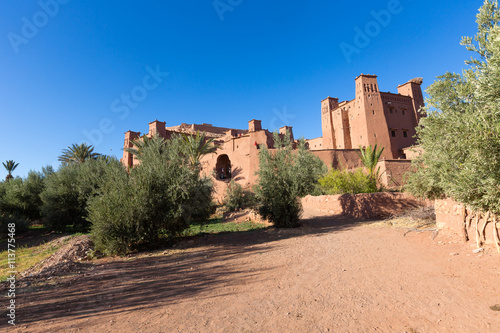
[374,133,377,138]
[403,130,408,138]
[391,130,396,137]
[402,109,406,115]
[372,110,375,115]
[389,107,394,114]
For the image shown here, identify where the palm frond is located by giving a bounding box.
[2,160,19,180]
[58,143,100,164]
[357,144,384,179]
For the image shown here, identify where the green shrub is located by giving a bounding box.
[294,140,328,197]
[255,132,304,228]
[187,176,216,223]
[40,165,81,231]
[87,163,138,255]
[318,168,377,195]
[89,135,215,255]
[406,1,500,221]
[0,171,45,223]
[0,178,24,216]
[224,180,255,212]
[41,157,122,232]
[0,213,30,234]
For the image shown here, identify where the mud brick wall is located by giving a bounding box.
[301,192,430,219]
[435,198,498,245]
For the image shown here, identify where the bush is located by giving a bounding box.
[319,168,377,195]
[40,165,81,231]
[87,163,138,255]
[255,132,304,228]
[21,171,45,221]
[0,171,45,223]
[41,157,122,232]
[188,176,216,223]
[88,135,215,255]
[0,178,24,216]
[224,180,255,212]
[0,213,30,234]
[406,1,500,223]
[294,139,328,197]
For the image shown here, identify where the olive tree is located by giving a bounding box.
[406,0,500,251]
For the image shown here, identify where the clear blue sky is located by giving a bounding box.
[0,0,484,178]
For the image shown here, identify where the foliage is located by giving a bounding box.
[357,144,384,182]
[224,180,255,212]
[125,132,217,170]
[294,139,328,196]
[123,134,168,162]
[406,0,500,216]
[0,213,30,235]
[0,171,45,222]
[41,157,122,232]
[319,168,377,195]
[58,143,100,165]
[180,131,217,169]
[89,135,215,255]
[87,162,138,255]
[255,132,314,228]
[2,160,19,181]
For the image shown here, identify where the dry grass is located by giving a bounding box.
[0,235,77,282]
[370,207,436,230]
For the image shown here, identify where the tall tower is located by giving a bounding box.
[121,130,141,168]
[321,97,338,149]
[397,78,425,125]
[353,74,393,159]
[148,120,167,137]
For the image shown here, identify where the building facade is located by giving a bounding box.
[121,74,424,194]
[319,74,424,159]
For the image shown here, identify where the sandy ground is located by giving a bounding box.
[4,208,500,333]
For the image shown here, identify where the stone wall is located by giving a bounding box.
[301,192,430,219]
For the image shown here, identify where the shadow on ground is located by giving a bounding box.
[12,212,373,327]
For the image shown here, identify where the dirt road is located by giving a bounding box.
[6,209,500,332]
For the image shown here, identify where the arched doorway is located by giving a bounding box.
[216,154,231,180]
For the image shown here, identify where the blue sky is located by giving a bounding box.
[0,0,485,178]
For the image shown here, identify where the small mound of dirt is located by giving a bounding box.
[20,235,93,282]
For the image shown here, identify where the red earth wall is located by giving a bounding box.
[301,192,431,219]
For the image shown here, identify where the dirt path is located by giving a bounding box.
[5,209,500,332]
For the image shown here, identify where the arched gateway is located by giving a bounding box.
[216,154,231,179]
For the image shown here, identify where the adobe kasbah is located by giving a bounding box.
[121,74,424,195]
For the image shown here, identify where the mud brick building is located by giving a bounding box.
[121,74,424,195]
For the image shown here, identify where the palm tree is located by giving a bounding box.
[2,160,19,181]
[124,134,167,161]
[357,144,385,181]
[58,143,100,165]
[181,131,217,168]
[124,132,217,168]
